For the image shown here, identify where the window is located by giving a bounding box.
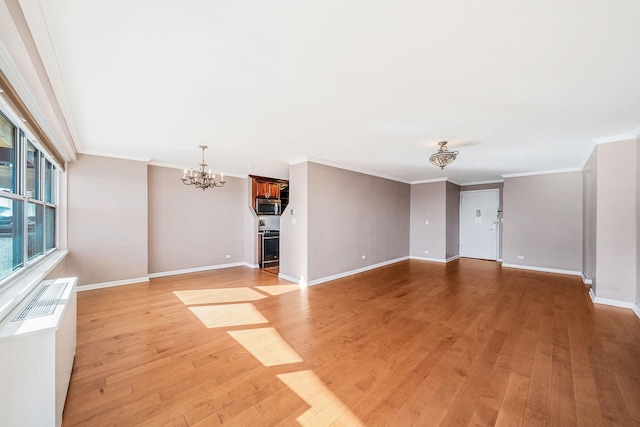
[0,109,58,283]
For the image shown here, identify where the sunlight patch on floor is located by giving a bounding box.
[277,370,364,426]
[189,303,268,328]
[173,288,267,305]
[255,284,301,296]
[228,327,303,366]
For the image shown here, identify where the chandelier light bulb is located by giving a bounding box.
[181,145,226,191]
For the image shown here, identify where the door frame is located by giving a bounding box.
[459,189,500,261]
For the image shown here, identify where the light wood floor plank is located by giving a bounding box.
[62,259,640,426]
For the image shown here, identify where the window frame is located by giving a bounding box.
[0,103,60,288]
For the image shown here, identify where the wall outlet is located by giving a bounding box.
[517,255,524,260]
[424,250,429,254]
[425,220,429,225]
[361,255,366,260]
[225,254,231,259]
[292,218,296,225]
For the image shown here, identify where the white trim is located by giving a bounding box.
[501,263,582,276]
[279,257,410,287]
[460,179,504,186]
[147,160,248,178]
[0,250,68,322]
[77,276,149,292]
[589,289,638,311]
[446,255,460,262]
[633,305,640,320]
[148,262,253,278]
[288,156,410,184]
[410,256,446,263]
[581,273,593,285]
[411,177,448,185]
[277,273,299,283]
[501,167,582,179]
[578,143,597,170]
[592,122,640,144]
[18,0,82,156]
[307,256,409,286]
[77,149,152,163]
[0,24,76,163]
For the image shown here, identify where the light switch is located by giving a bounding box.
[292,218,296,225]
[425,220,429,225]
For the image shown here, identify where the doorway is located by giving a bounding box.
[459,189,500,260]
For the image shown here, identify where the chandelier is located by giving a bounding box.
[429,141,459,169]
[181,145,226,190]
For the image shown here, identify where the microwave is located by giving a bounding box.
[256,198,281,215]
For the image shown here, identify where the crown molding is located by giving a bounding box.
[411,177,448,184]
[78,149,152,163]
[501,167,582,179]
[18,0,82,154]
[288,156,411,184]
[460,179,504,186]
[592,121,640,145]
[147,160,247,178]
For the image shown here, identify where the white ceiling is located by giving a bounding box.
[23,0,640,183]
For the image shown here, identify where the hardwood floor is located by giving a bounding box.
[62,259,640,426]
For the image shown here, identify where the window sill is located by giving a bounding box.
[0,249,69,322]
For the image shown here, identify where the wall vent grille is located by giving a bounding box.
[12,281,68,321]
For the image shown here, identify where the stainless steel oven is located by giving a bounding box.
[260,230,280,268]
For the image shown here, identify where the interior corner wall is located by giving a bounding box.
[637,139,640,307]
[306,162,410,282]
[595,139,637,303]
[445,182,460,259]
[244,178,258,267]
[147,165,246,274]
[582,147,598,288]
[67,155,148,286]
[279,162,308,282]
[503,171,582,272]
[410,181,446,260]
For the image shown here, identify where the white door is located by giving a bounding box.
[459,190,499,260]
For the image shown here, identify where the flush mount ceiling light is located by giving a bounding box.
[429,141,459,169]
[181,145,226,191]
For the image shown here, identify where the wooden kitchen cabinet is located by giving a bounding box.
[256,181,280,199]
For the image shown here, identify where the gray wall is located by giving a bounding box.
[279,162,308,282]
[503,171,582,272]
[445,181,460,259]
[410,181,446,259]
[147,165,247,274]
[637,140,640,307]
[582,147,597,288]
[595,140,637,302]
[306,162,410,281]
[67,155,148,285]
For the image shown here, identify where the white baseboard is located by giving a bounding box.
[589,289,639,316]
[501,263,582,277]
[580,273,593,285]
[279,256,410,287]
[77,276,150,292]
[446,255,460,263]
[148,262,254,278]
[410,256,446,263]
[80,262,259,290]
[277,273,299,284]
